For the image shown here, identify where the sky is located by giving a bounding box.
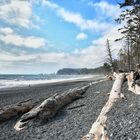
[0,0,124,74]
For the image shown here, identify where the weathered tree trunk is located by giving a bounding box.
[127,38,131,71]
[106,39,114,72]
[82,73,125,140]
[126,71,140,94]
[0,99,37,122]
[14,84,91,131]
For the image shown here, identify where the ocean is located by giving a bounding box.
[0,74,101,89]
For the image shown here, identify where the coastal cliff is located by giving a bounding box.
[57,67,106,75]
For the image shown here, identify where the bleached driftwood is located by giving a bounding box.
[105,75,113,81]
[0,99,36,122]
[126,71,140,95]
[14,79,106,131]
[82,72,125,140]
[14,84,91,131]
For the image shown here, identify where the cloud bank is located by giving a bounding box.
[0,27,47,48]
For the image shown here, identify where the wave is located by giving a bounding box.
[0,75,101,89]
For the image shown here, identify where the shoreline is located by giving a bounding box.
[0,79,112,140]
[0,74,104,91]
[0,76,105,107]
[0,79,139,139]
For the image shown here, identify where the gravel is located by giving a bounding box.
[107,83,140,140]
[0,80,140,140]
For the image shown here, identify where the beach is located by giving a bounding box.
[0,78,140,140]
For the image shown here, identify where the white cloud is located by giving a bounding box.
[0,27,46,48]
[57,26,123,68]
[0,50,66,66]
[39,52,66,63]
[0,47,103,69]
[89,1,121,18]
[0,50,36,62]
[76,32,87,40]
[92,25,123,58]
[0,27,14,34]
[0,0,39,28]
[0,1,124,73]
[1,34,46,49]
[0,25,123,70]
[42,1,113,32]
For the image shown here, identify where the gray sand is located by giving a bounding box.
[0,80,140,140]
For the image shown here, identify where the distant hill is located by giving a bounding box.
[56,67,105,75]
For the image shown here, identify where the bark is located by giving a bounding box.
[106,75,114,80]
[126,71,140,94]
[0,99,37,122]
[82,72,125,140]
[127,38,131,71]
[106,39,114,72]
[14,84,91,131]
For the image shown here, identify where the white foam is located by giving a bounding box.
[0,75,101,89]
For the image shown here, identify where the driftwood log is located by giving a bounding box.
[14,79,106,131]
[0,79,105,131]
[105,75,113,81]
[82,72,125,140]
[14,84,91,131]
[0,99,37,122]
[126,71,140,95]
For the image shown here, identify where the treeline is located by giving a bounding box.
[58,1,140,75]
[117,0,140,71]
[57,67,107,75]
[105,0,140,72]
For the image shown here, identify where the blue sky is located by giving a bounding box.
[0,0,124,74]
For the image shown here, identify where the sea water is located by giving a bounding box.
[0,74,101,89]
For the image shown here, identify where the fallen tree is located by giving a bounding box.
[0,79,106,131]
[14,79,107,131]
[0,99,37,122]
[82,72,125,140]
[14,84,91,131]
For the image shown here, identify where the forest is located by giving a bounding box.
[105,0,140,72]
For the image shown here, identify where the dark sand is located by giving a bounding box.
[0,78,140,140]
